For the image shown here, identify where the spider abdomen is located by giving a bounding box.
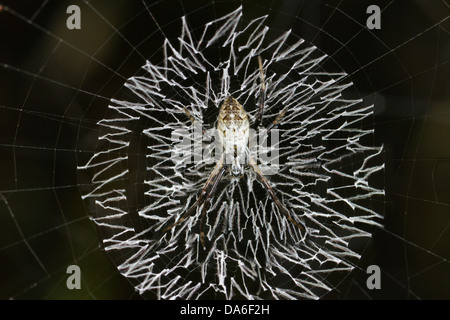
[217,96,250,176]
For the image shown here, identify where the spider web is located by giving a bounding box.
[0,0,449,300]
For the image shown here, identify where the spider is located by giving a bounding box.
[162,56,305,248]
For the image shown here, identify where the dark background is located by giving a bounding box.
[0,0,449,299]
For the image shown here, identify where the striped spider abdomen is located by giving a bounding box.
[217,96,250,177]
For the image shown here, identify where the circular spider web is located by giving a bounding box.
[79,6,384,299]
[1,0,449,301]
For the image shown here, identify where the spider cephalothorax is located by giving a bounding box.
[162,57,305,248]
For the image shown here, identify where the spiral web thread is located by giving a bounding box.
[79,6,384,299]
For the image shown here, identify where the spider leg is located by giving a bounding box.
[162,157,224,235]
[183,107,196,124]
[264,107,287,135]
[254,56,266,128]
[248,156,305,233]
[183,107,205,134]
[199,163,226,248]
[254,57,287,134]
